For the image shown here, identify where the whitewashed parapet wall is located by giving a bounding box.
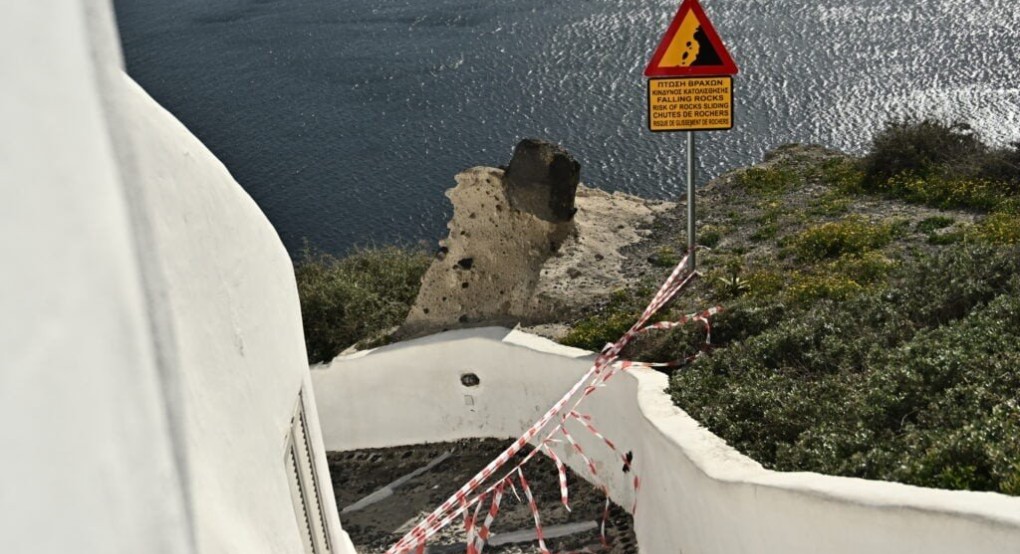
[0,2,353,553]
[313,328,1020,554]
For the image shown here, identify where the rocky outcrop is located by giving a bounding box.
[504,138,580,222]
[398,139,675,338]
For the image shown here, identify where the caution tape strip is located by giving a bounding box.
[542,442,571,511]
[386,252,718,554]
[600,494,611,548]
[560,422,599,479]
[473,479,507,554]
[635,306,723,335]
[566,411,641,512]
[568,412,620,465]
[462,494,477,554]
[518,468,550,554]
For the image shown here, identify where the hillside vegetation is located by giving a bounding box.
[295,120,1020,495]
[563,120,1020,495]
[295,245,430,364]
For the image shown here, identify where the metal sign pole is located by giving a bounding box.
[645,0,737,273]
[686,130,696,272]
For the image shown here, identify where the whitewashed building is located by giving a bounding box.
[0,2,355,553]
[5,2,1020,554]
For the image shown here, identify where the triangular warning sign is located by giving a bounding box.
[644,0,738,78]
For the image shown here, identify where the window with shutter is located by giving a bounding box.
[284,391,331,553]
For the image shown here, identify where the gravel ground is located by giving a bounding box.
[328,438,638,554]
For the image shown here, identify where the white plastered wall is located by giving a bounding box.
[104,72,353,554]
[0,1,354,553]
[312,328,1020,554]
[0,2,192,552]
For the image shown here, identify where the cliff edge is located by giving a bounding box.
[398,139,675,339]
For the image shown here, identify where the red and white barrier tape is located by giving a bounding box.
[634,306,723,335]
[568,412,619,464]
[566,411,641,511]
[560,422,599,479]
[462,494,477,554]
[600,493,611,548]
[387,252,718,554]
[542,442,570,511]
[474,479,507,554]
[518,468,550,554]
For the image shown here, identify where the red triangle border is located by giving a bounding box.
[644,0,738,78]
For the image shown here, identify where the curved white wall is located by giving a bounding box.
[107,72,353,554]
[1,2,192,552]
[313,328,1020,554]
[1,2,354,553]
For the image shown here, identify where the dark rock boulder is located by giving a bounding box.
[504,138,580,222]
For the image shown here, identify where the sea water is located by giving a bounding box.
[115,0,1020,255]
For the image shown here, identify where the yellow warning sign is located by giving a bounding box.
[644,0,738,77]
[647,77,732,132]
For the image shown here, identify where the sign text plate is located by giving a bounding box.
[648,77,733,132]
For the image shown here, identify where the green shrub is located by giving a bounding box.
[561,288,648,351]
[998,198,1020,215]
[700,227,723,248]
[562,309,638,351]
[739,167,798,195]
[668,246,1020,494]
[973,141,1020,185]
[807,192,851,217]
[787,272,864,303]
[713,274,750,300]
[295,246,430,364]
[973,212,1020,245]
[862,120,986,187]
[649,245,681,268]
[756,201,784,223]
[707,298,790,344]
[791,217,894,261]
[743,269,786,298]
[888,217,913,237]
[928,230,965,245]
[820,157,866,194]
[857,120,1019,210]
[884,173,1010,211]
[828,251,895,284]
[885,245,1020,324]
[750,224,778,242]
[916,216,955,233]
[706,257,748,299]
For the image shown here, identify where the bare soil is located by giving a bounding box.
[328,438,638,554]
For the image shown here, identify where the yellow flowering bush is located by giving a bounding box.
[791,216,895,261]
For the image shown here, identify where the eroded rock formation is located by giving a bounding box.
[399,139,674,338]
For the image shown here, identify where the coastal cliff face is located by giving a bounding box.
[308,128,1020,504]
[396,139,992,344]
[399,140,675,338]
